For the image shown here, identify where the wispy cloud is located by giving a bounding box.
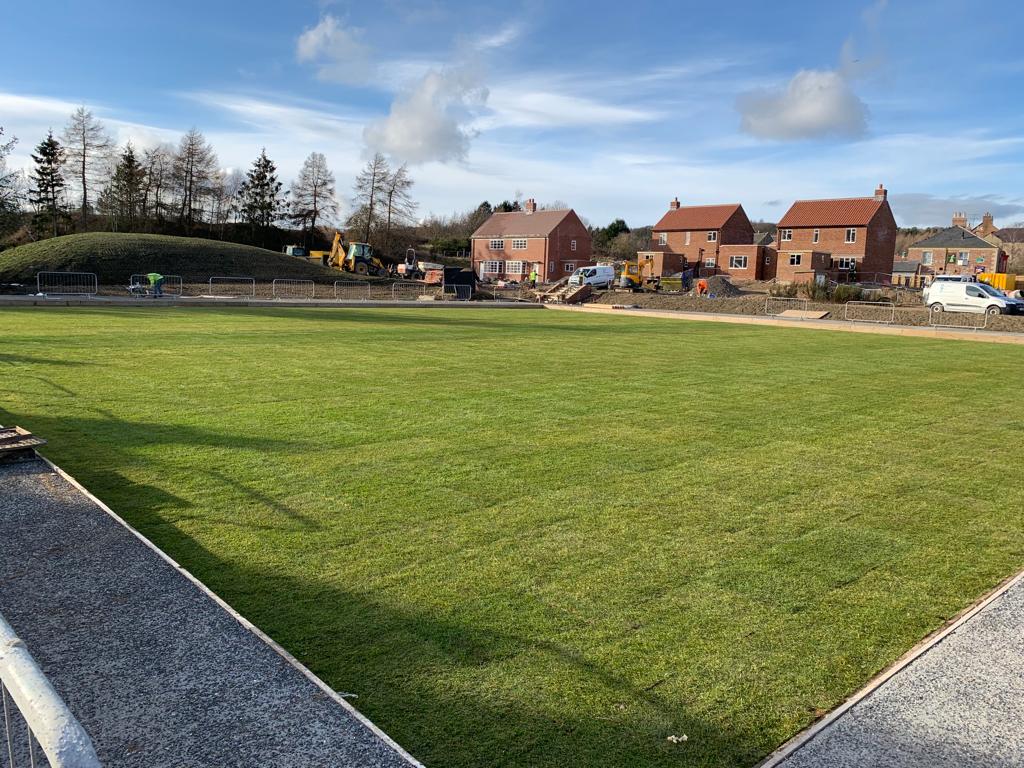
[296,15,375,85]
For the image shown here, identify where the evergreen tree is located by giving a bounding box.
[237,148,285,244]
[28,131,68,238]
[99,142,146,231]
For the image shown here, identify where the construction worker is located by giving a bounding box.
[696,278,709,297]
[529,267,538,288]
[147,272,165,297]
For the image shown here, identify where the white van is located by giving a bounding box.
[568,265,615,289]
[926,280,1024,316]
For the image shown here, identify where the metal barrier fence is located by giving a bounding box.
[928,307,989,331]
[844,300,896,324]
[207,277,255,298]
[333,281,371,300]
[441,284,473,301]
[1,613,101,768]
[271,279,315,299]
[128,274,183,297]
[765,296,810,316]
[36,272,98,297]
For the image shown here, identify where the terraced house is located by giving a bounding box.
[906,217,1006,277]
[471,199,592,282]
[773,185,897,282]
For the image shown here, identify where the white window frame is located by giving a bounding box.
[511,239,527,250]
[481,260,503,274]
[780,229,793,242]
[658,232,668,246]
[837,256,857,270]
[505,260,527,275]
[957,251,969,266]
[812,228,820,244]
[789,253,802,266]
[570,239,577,252]
[704,257,716,268]
[728,255,748,269]
[685,231,691,246]
[488,239,505,251]
[922,251,933,265]
[563,262,576,273]
[707,231,718,242]
[845,228,857,244]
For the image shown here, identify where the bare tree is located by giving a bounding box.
[290,152,338,246]
[61,106,113,229]
[141,143,174,225]
[381,164,417,256]
[172,129,217,231]
[0,127,23,236]
[209,168,243,239]
[351,153,389,243]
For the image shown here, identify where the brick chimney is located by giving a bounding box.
[669,197,681,210]
[874,183,887,202]
[524,198,537,214]
[952,211,968,228]
[977,212,995,236]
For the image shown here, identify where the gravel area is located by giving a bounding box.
[0,459,418,768]
[776,576,1024,768]
[591,291,1024,333]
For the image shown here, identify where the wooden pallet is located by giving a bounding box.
[0,426,46,463]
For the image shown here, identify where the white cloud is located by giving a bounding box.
[889,194,1024,228]
[296,15,375,85]
[363,66,488,164]
[737,69,868,141]
[473,23,521,51]
[477,87,657,130]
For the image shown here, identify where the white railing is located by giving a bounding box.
[271,279,315,299]
[207,277,256,298]
[35,273,98,297]
[844,300,896,325]
[128,274,183,298]
[0,614,101,767]
[928,307,989,331]
[765,295,810,316]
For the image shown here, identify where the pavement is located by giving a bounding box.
[767,574,1024,768]
[0,458,420,767]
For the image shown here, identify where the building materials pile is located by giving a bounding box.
[688,275,743,298]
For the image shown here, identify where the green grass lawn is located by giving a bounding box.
[3,306,1023,767]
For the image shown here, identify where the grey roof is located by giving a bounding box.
[754,231,775,245]
[909,226,996,250]
[892,260,921,273]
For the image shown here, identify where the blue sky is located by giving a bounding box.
[2,0,1023,227]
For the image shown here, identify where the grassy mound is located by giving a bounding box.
[0,233,346,283]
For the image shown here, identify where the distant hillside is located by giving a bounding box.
[0,233,349,283]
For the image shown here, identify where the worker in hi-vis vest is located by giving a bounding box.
[147,272,165,296]
[529,268,538,288]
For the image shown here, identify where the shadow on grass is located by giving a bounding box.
[0,352,95,366]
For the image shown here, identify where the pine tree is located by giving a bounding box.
[61,106,113,229]
[28,131,68,238]
[237,148,285,245]
[289,152,338,247]
[100,142,146,231]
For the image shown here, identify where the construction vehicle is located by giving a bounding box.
[397,248,424,280]
[327,232,390,277]
[282,245,308,258]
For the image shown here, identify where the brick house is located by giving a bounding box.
[651,200,756,273]
[774,185,897,282]
[907,220,1005,277]
[471,199,592,282]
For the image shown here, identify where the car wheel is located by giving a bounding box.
[986,305,1002,316]
[929,303,944,313]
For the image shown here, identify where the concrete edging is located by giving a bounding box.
[33,452,424,768]
[756,567,1024,767]
[545,303,1024,346]
[0,296,542,310]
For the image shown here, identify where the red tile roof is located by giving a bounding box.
[654,204,743,231]
[777,197,886,228]
[471,209,572,238]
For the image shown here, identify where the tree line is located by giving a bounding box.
[0,110,420,257]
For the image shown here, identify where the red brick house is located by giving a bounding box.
[906,219,1006,277]
[651,200,756,273]
[471,199,592,282]
[774,185,897,282]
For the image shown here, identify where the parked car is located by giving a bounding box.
[926,280,1024,315]
[569,265,615,289]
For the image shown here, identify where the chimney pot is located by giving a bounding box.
[874,183,887,202]
[669,197,681,210]
[524,198,537,214]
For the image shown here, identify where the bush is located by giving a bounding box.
[799,281,832,302]
[832,284,865,303]
[768,282,798,297]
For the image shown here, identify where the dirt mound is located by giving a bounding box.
[690,275,743,298]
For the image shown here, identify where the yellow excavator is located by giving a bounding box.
[327,232,390,277]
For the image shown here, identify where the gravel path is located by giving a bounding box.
[0,459,419,768]
[772,576,1024,768]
